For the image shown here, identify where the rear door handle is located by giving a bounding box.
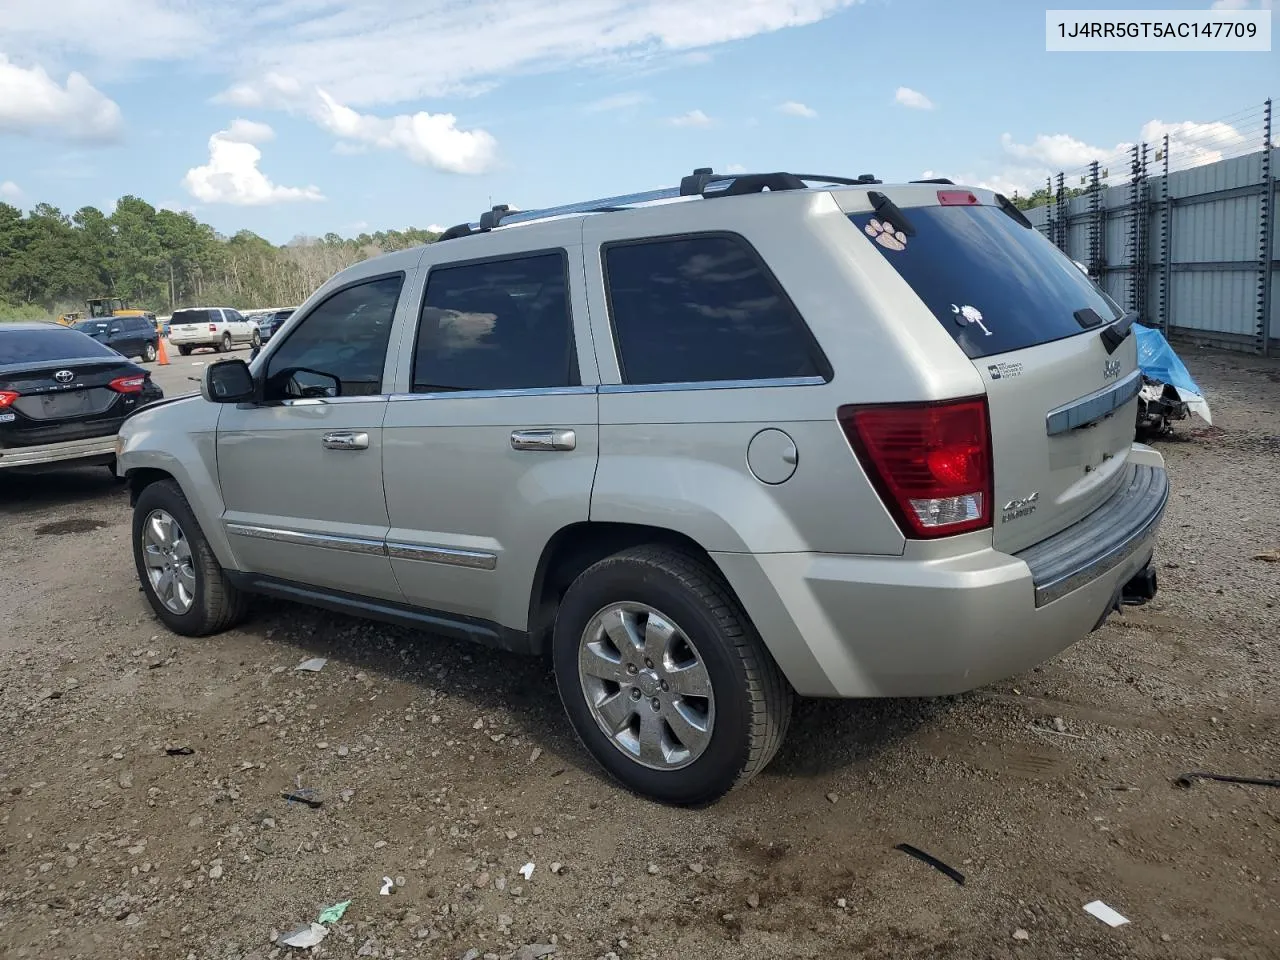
[510,429,576,452]
[322,431,369,451]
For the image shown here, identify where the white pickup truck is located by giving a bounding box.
[167,307,260,356]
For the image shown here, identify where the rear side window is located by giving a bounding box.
[603,234,823,386]
[413,252,576,392]
[172,309,212,324]
[0,328,118,364]
[848,206,1123,360]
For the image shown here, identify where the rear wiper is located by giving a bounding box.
[1075,307,1134,354]
[866,191,916,237]
[1100,313,1136,354]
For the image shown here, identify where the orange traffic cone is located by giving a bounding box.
[156,333,170,366]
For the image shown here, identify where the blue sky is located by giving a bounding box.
[0,0,1274,243]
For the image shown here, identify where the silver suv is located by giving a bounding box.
[117,170,1168,805]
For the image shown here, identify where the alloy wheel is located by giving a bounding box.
[577,602,715,771]
[140,509,197,615]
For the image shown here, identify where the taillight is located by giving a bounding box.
[937,190,980,206]
[0,390,19,408]
[209,323,218,332]
[109,375,146,394]
[839,398,993,539]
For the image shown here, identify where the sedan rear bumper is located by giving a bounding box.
[0,434,117,469]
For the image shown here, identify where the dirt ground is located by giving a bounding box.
[1,346,1277,960]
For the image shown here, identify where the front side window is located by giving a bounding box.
[265,274,403,400]
[412,252,576,393]
[603,234,824,385]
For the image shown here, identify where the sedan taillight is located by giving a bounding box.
[0,390,19,408]
[109,375,146,394]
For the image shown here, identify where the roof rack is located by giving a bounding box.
[437,168,883,240]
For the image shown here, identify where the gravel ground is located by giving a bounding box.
[1,347,1277,960]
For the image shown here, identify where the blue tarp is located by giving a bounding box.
[1134,324,1212,424]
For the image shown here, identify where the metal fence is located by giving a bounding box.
[1024,98,1276,356]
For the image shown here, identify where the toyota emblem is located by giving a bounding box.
[54,369,75,384]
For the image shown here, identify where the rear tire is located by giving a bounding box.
[220,333,232,353]
[178,345,192,356]
[552,545,792,806]
[251,330,261,348]
[132,479,249,636]
[142,342,157,363]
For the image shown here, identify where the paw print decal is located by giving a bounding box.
[864,218,907,251]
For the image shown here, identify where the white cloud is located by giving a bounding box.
[1,180,23,203]
[584,91,651,113]
[894,86,934,111]
[1140,118,1246,168]
[182,120,324,205]
[0,1,205,65]
[0,54,123,142]
[312,90,496,174]
[725,163,747,173]
[426,223,445,233]
[214,1,863,108]
[778,100,817,118]
[948,113,1251,199]
[1209,1,1272,10]
[222,117,275,144]
[670,109,712,127]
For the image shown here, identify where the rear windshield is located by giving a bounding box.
[848,205,1123,359]
[172,309,213,324]
[0,327,119,364]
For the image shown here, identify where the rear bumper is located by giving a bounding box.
[714,459,1169,698]
[0,434,117,469]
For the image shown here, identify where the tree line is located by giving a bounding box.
[0,196,441,320]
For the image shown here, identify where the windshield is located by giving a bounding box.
[72,320,111,334]
[849,205,1124,359]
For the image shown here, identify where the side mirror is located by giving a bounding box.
[110,326,122,334]
[202,359,256,403]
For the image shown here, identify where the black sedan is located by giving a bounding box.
[0,322,164,474]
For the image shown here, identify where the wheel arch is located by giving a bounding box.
[526,521,732,656]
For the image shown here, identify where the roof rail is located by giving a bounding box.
[911,177,955,185]
[439,168,883,240]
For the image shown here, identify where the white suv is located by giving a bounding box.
[167,307,259,355]
[117,170,1168,805]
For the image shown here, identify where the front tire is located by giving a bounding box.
[220,333,232,353]
[132,479,249,636]
[251,330,261,348]
[553,545,792,806]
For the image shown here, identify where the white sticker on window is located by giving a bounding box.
[864,218,907,252]
[950,303,991,336]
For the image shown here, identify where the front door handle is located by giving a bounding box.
[322,431,369,451]
[510,428,576,452]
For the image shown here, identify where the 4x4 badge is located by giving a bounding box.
[1002,491,1040,522]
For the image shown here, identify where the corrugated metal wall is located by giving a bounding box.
[1026,146,1277,355]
